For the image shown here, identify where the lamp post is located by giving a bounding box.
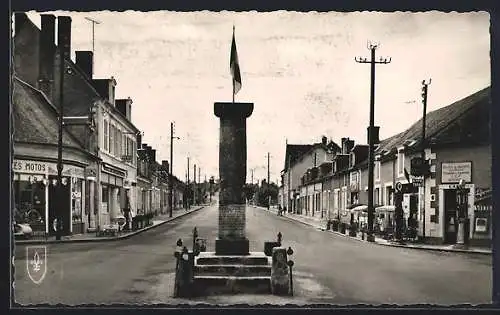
[56,47,74,240]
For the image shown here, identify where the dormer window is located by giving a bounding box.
[349,152,356,168]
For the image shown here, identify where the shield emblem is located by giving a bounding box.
[26,246,47,284]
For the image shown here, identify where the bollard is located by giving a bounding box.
[192,227,198,253]
[286,246,294,296]
[270,247,289,295]
[173,239,183,297]
[177,246,191,297]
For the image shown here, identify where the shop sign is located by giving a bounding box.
[12,160,47,174]
[441,162,472,183]
[475,187,491,203]
[47,164,85,178]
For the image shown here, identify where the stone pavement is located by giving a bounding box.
[255,205,492,255]
[15,206,206,245]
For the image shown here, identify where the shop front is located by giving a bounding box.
[13,158,86,236]
[100,163,126,227]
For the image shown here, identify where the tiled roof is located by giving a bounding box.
[376,86,490,154]
[284,144,314,170]
[284,140,341,171]
[13,77,85,149]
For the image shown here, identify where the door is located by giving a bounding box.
[48,175,71,236]
[444,189,458,244]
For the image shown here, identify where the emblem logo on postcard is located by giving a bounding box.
[26,246,47,285]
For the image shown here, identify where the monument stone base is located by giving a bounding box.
[215,238,250,255]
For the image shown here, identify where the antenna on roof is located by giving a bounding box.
[85,17,101,75]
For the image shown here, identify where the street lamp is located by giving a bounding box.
[56,48,74,240]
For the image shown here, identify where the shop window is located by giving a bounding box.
[72,179,83,223]
[102,186,109,213]
[14,180,46,224]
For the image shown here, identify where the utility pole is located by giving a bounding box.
[355,41,391,243]
[194,164,197,206]
[251,168,254,185]
[169,122,180,218]
[187,157,190,209]
[420,79,431,240]
[84,17,101,75]
[267,152,272,210]
[55,19,74,240]
[286,139,291,214]
[56,45,66,241]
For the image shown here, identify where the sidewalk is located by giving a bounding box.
[255,205,492,255]
[16,206,206,245]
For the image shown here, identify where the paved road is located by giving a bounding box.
[13,205,491,305]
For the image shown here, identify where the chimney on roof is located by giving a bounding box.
[151,149,156,164]
[368,126,380,145]
[75,51,93,79]
[162,160,170,173]
[14,13,29,36]
[38,14,56,101]
[115,97,133,121]
[136,133,142,149]
[321,135,327,145]
[346,139,355,154]
[57,16,72,61]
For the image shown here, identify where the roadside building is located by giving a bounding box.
[12,76,99,236]
[281,136,340,214]
[339,87,491,246]
[13,13,142,232]
[373,86,491,246]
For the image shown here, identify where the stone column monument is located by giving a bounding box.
[214,102,254,255]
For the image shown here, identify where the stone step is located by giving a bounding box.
[196,256,270,266]
[193,275,271,295]
[195,265,271,277]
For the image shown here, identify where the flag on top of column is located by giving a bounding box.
[230,25,242,95]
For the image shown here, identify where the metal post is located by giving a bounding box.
[355,42,391,242]
[56,46,67,241]
[169,122,174,217]
[420,79,431,241]
[187,157,190,209]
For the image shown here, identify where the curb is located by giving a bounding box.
[15,206,206,245]
[254,206,492,256]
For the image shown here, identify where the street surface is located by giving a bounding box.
[13,205,492,305]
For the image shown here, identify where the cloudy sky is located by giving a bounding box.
[26,11,490,184]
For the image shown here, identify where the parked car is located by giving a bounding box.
[13,222,33,239]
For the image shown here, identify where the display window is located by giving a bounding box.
[13,178,46,225]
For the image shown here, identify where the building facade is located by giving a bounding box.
[281,87,491,247]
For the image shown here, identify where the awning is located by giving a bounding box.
[376,205,396,212]
[352,205,368,212]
